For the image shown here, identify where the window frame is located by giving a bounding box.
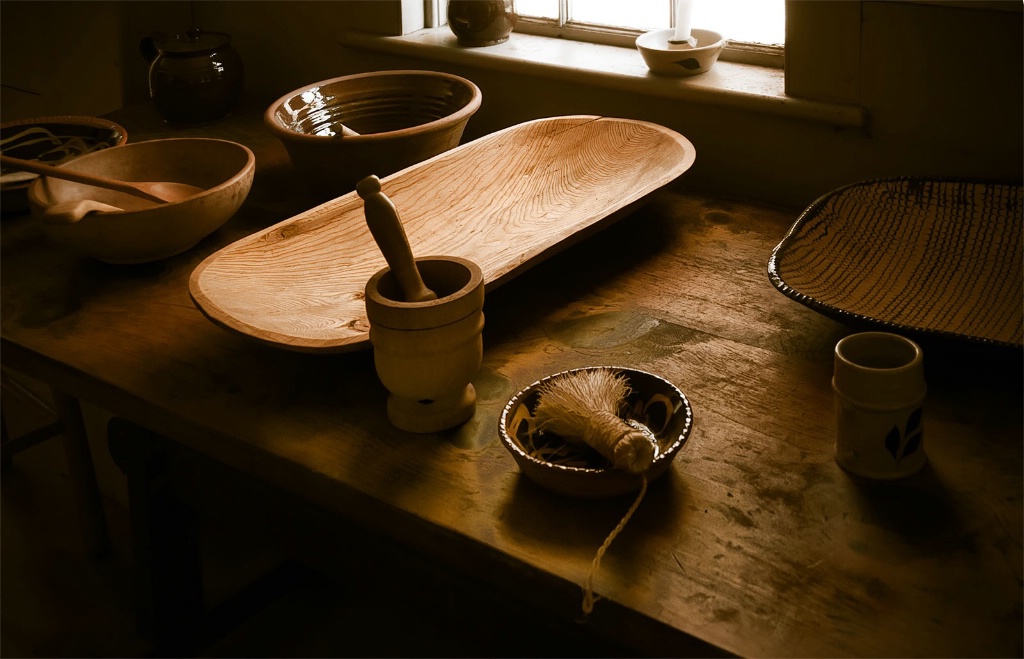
[514,14,784,68]
[463,0,786,68]
[419,0,860,104]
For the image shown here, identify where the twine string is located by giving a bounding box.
[581,473,649,617]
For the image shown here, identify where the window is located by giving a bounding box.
[514,0,785,65]
[344,0,868,127]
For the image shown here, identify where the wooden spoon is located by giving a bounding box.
[357,174,437,302]
[0,154,204,204]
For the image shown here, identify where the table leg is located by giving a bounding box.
[50,389,110,558]
[108,417,204,656]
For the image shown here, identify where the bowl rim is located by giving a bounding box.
[635,27,726,54]
[1,115,129,192]
[25,137,255,214]
[0,114,128,137]
[498,365,693,476]
[263,69,483,143]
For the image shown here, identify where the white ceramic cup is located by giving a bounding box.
[832,332,927,479]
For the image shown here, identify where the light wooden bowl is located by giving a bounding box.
[265,70,482,198]
[27,138,254,264]
[190,116,696,352]
[499,367,694,498]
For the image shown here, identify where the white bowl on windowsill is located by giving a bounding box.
[636,28,726,76]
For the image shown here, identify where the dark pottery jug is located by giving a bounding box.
[141,28,244,127]
[448,0,517,46]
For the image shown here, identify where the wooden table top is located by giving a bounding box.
[3,98,1021,657]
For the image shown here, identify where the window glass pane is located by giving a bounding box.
[691,0,785,45]
[570,1,666,31]
[516,0,558,20]
[513,0,785,47]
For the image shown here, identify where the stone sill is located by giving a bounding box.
[338,27,867,129]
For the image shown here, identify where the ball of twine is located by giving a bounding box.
[533,369,657,475]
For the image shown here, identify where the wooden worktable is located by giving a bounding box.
[2,98,1021,657]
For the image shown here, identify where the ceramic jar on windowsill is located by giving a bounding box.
[448,0,517,47]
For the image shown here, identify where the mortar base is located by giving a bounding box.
[387,384,477,433]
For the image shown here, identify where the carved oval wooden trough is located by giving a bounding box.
[189,116,696,352]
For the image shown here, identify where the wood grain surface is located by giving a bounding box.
[189,115,695,352]
[2,99,1020,658]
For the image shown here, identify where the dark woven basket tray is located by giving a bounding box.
[768,177,1023,348]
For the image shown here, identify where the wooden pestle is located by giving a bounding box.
[357,175,437,302]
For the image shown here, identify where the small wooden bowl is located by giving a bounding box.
[1,115,127,215]
[265,70,482,198]
[27,138,254,264]
[499,366,693,498]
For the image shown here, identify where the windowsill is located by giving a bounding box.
[338,27,867,129]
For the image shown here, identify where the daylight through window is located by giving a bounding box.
[515,0,785,47]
